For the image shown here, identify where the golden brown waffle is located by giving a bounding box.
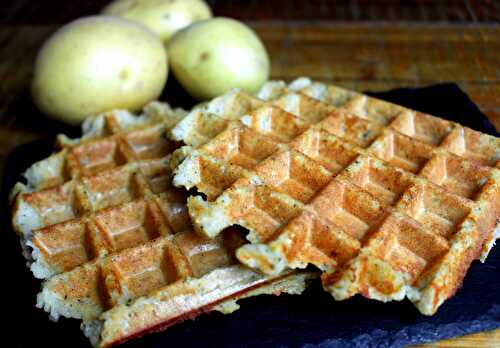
[10,102,314,347]
[172,77,500,316]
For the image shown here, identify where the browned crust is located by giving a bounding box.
[104,271,302,347]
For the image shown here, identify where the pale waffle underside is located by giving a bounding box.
[11,101,314,347]
[172,77,500,315]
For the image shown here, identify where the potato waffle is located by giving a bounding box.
[10,102,314,347]
[172,78,500,315]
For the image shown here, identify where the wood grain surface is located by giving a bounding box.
[1,1,499,347]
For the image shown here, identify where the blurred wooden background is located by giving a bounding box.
[1,1,499,347]
[2,0,500,23]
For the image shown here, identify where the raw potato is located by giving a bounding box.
[168,17,270,100]
[102,0,212,42]
[31,16,168,125]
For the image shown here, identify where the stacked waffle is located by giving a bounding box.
[172,78,500,316]
[10,101,314,347]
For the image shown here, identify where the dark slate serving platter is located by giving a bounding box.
[3,84,499,348]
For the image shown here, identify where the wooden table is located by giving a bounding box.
[1,1,498,347]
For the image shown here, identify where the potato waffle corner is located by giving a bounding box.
[11,102,187,270]
[10,102,314,348]
[172,78,500,315]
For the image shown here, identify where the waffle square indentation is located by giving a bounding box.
[225,185,304,243]
[33,222,94,273]
[174,230,243,278]
[397,183,472,239]
[83,169,140,211]
[319,111,382,148]
[95,201,161,252]
[200,127,281,170]
[105,240,183,304]
[343,95,405,125]
[309,179,386,240]
[290,129,359,174]
[369,212,449,280]
[241,105,310,142]
[368,131,435,173]
[441,127,500,167]
[254,150,333,203]
[68,139,126,177]
[420,154,492,199]
[124,126,172,160]
[339,156,414,205]
[389,111,454,145]
[24,183,78,226]
[273,92,335,123]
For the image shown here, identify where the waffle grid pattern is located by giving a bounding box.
[13,107,184,276]
[173,78,500,315]
[11,103,313,348]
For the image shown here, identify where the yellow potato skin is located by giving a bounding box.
[31,16,168,125]
[102,0,212,42]
[167,17,270,100]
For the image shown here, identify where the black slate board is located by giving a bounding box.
[3,84,500,348]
